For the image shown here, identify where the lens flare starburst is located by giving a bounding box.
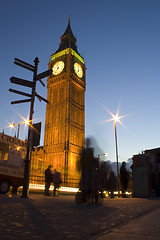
[104,107,128,128]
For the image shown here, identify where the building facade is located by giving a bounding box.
[132,147,160,197]
[31,20,86,185]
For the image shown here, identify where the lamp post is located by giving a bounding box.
[113,116,119,177]
[105,108,128,197]
[17,124,20,138]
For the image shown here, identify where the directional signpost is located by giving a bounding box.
[10,77,33,88]
[9,57,52,198]
[36,69,52,80]
[14,58,35,72]
[9,89,32,98]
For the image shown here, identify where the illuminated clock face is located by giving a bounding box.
[74,63,83,78]
[52,61,64,75]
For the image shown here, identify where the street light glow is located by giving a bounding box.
[9,119,29,128]
[9,119,30,138]
[113,114,120,123]
[106,110,127,127]
[97,153,108,159]
[9,123,15,128]
[24,120,30,125]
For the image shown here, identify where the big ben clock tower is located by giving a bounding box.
[43,19,86,182]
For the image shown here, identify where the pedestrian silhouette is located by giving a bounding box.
[77,138,100,204]
[53,169,62,196]
[120,161,129,197]
[99,161,109,198]
[44,165,53,196]
[108,171,117,198]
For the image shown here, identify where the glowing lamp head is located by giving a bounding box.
[10,124,15,128]
[113,114,119,123]
[24,120,29,125]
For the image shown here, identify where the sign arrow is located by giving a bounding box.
[9,88,32,98]
[11,99,31,105]
[36,69,52,81]
[14,58,35,69]
[14,58,35,72]
[39,79,45,87]
[35,92,49,104]
[10,77,33,88]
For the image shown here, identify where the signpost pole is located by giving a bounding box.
[21,57,39,198]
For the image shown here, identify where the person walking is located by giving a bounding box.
[99,161,109,198]
[44,165,53,196]
[90,157,100,203]
[53,169,62,196]
[78,138,100,203]
[120,161,129,197]
[108,171,117,198]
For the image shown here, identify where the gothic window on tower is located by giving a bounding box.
[54,88,56,103]
[50,88,52,104]
[52,110,54,124]
[38,160,42,170]
[60,86,64,101]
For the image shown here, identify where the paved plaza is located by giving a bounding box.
[0,193,160,240]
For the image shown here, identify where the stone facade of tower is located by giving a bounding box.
[31,21,86,184]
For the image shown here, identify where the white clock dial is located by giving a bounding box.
[52,61,64,75]
[74,62,83,78]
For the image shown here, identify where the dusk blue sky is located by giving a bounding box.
[0,0,160,163]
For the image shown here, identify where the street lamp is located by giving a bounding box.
[97,153,108,159]
[105,108,128,197]
[9,120,29,138]
[113,114,119,177]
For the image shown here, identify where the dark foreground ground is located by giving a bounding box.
[0,193,160,240]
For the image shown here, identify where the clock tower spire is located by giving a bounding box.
[55,18,79,55]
